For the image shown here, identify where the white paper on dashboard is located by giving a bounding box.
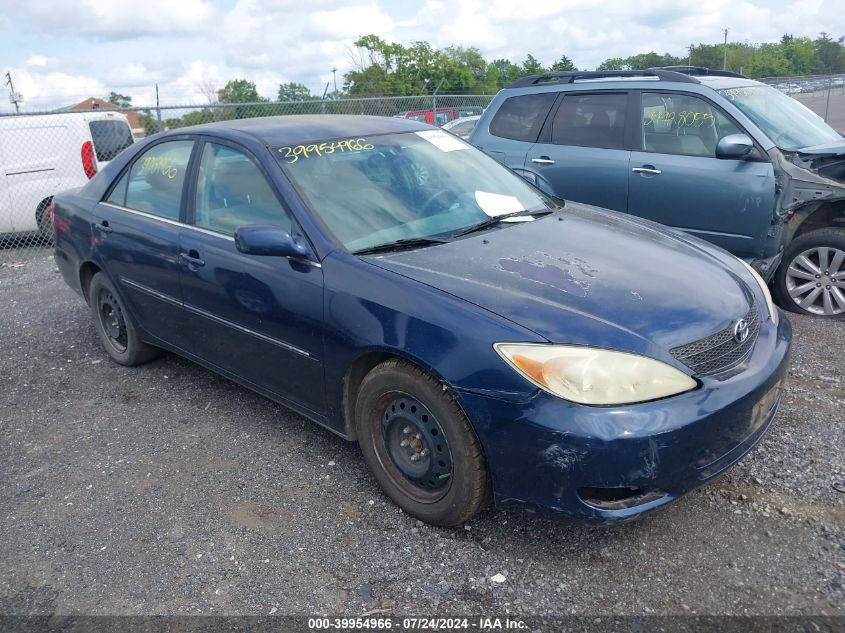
[415,130,470,152]
[475,190,525,217]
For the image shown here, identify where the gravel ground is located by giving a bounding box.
[0,246,843,617]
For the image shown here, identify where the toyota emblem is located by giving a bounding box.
[733,318,750,343]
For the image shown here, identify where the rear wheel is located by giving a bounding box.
[35,198,53,245]
[774,228,845,318]
[89,272,160,366]
[355,359,490,526]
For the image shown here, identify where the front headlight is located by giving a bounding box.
[494,343,697,406]
[736,258,777,324]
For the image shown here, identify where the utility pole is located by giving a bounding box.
[4,71,22,113]
[331,67,338,95]
[722,28,729,70]
[155,83,162,130]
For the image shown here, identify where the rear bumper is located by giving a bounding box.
[457,312,792,524]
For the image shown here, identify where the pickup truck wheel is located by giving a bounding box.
[774,228,845,318]
[355,359,490,527]
[89,273,161,366]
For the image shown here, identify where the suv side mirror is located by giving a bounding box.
[234,225,310,258]
[716,134,754,160]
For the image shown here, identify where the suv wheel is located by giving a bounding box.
[773,228,845,318]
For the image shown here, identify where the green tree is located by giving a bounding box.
[218,79,265,104]
[490,58,521,89]
[277,82,315,101]
[105,92,131,108]
[597,51,682,71]
[550,55,577,72]
[344,35,499,96]
[813,32,845,74]
[138,109,162,136]
[746,43,792,77]
[520,54,546,76]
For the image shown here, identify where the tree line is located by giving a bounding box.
[105,31,844,134]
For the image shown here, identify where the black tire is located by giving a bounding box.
[35,198,53,245]
[89,272,160,366]
[355,359,490,527]
[773,228,845,319]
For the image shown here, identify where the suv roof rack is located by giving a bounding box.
[508,69,700,88]
[650,66,747,79]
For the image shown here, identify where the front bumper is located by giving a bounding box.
[457,312,792,524]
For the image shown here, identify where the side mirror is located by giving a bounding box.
[716,134,754,159]
[234,225,310,258]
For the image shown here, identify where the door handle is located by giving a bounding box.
[94,221,113,234]
[632,166,662,175]
[179,251,205,268]
[531,157,556,165]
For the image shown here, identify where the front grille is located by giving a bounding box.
[670,299,760,376]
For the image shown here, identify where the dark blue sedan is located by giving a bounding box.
[52,115,791,526]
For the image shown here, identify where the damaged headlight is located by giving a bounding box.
[736,258,778,324]
[494,343,697,406]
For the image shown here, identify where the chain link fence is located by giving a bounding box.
[758,73,845,130]
[1,77,843,262]
[0,94,493,259]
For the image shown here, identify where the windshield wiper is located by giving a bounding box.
[450,209,555,239]
[352,236,450,256]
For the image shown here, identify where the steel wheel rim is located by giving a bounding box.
[785,246,845,316]
[372,393,453,504]
[98,290,128,353]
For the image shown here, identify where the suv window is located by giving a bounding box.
[195,142,291,236]
[551,93,628,149]
[124,140,194,220]
[641,92,742,157]
[89,120,134,162]
[489,93,557,142]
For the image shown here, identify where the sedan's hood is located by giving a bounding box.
[364,204,752,355]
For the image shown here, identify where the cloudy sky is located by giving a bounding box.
[0,0,841,112]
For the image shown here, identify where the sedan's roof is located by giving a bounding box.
[185,115,432,147]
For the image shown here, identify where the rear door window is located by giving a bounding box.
[641,92,742,157]
[551,93,629,149]
[89,120,134,162]
[489,93,557,142]
[124,140,194,221]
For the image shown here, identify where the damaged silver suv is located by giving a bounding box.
[470,67,845,318]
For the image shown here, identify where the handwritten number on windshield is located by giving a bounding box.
[278,138,375,164]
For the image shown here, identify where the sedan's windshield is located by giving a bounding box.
[274,131,554,252]
[719,85,842,150]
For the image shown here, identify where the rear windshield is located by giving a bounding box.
[489,93,557,142]
[89,120,134,162]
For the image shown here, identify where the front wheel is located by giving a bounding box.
[773,228,845,318]
[355,359,490,526]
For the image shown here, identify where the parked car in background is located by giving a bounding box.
[0,110,133,239]
[52,115,790,526]
[442,115,481,139]
[470,67,845,318]
[395,106,482,126]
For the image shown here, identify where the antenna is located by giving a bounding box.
[4,71,22,113]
